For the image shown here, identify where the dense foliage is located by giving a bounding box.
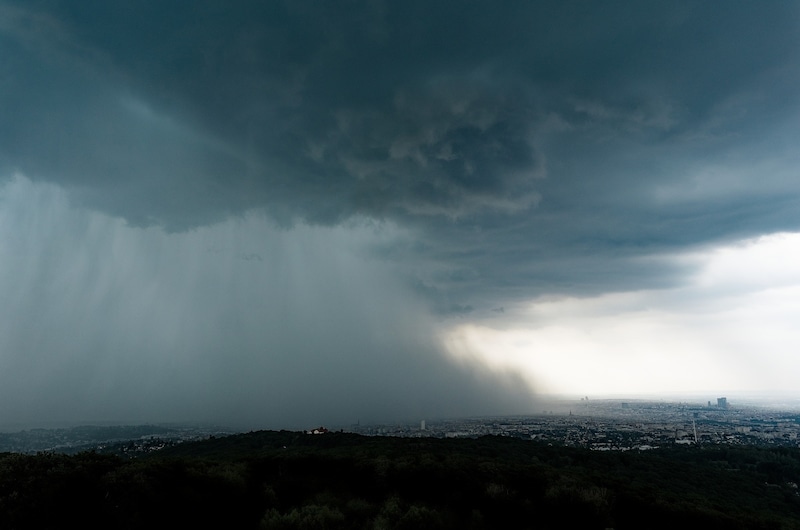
[1,431,799,529]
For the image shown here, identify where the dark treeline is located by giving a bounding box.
[1,431,800,529]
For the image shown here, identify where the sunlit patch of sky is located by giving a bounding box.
[444,233,800,397]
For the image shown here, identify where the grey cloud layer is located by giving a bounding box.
[2,0,799,306]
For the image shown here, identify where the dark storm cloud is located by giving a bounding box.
[1,1,800,426]
[0,0,543,227]
[3,1,798,310]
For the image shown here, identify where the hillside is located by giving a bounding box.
[1,430,800,529]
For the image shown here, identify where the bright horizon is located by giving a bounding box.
[444,232,800,399]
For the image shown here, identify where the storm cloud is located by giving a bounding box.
[1,1,799,427]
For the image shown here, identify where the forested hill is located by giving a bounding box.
[2,430,800,529]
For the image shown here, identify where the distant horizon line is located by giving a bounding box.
[3,391,800,433]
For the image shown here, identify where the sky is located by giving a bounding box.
[1,1,800,429]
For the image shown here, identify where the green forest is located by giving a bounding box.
[1,430,799,529]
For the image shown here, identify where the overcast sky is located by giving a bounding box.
[1,1,799,429]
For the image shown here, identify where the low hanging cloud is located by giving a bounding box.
[1,2,800,425]
[0,1,545,229]
[3,1,798,243]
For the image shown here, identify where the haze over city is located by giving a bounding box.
[1,1,799,430]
